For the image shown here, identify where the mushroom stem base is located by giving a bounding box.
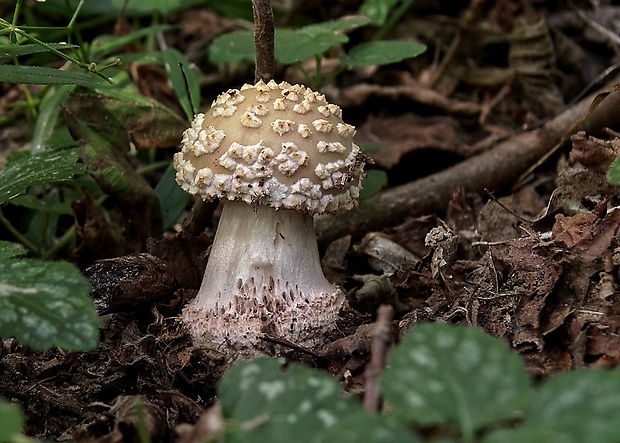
[182,201,344,355]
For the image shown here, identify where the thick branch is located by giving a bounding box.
[316,90,620,245]
[252,0,275,82]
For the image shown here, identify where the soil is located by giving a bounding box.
[2,1,620,441]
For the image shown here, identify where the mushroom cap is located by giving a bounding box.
[173,80,365,215]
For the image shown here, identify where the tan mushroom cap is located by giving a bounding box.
[173,80,364,215]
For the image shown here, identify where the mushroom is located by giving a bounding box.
[173,80,365,355]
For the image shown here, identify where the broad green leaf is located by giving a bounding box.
[381,323,530,438]
[209,18,368,67]
[343,40,427,67]
[323,414,421,443]
[360,169,388,199]
[0,148,85,205]
[155,162,192,230]
[361,0,400,25]
[0,43,78,60]
[0,65,100,86]
[31,84,76,153]
[162,47,201,121]
[0,241,28,260]
[0,258,100,351]
[606,157,620,185]
[219,358,362,443]
[522,367,620,443]
[0,398,25,442]
[276,28,348,64]
[483,427,574,443]
[208,30,255,65]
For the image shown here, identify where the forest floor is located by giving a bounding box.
[2,1,620,441]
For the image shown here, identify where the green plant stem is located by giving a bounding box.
[0,208,40,255]
[41,225,75,260]
[374,0,414,41]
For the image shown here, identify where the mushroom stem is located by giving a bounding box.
[182,200,343,353]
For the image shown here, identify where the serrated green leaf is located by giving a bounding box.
[360,0,400,25]
[381,323,530,438]
[155,162,192,230]
[0,241,28,261]
[0,43,78,60]
[276,28,348,64]
[606,157,620,185]
[0,65,100,86]
[343,40,427,67]
[162,47,201,121]
[522,367,620,443]
[360,169,388,199]
[208,30,255,65]
[0,148,85,205]
[0,259,99,351]
[219,358,362,443]
[0,398,25,442]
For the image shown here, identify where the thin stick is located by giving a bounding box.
[252,0,275,83]
[363,305,394,414]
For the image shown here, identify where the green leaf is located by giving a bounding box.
[381,323,531,438]
[522,367,620,443]
[110,0,184,15]
[0,148,85,205]
[208,30,255,65]
[343,40,427,67]
[0,258,100,351]
[0,43,78,60]
[219,358,362,443]
[302,16,371,34]
[323,414,421,443]
[483,427,574,443]
[360,169,388,199]
[162,47,201,121]
[275,28,348,64]
[606,156,620,185]
[360,0,400,25]
[0,398,25,442]
[0,241,28,261]
[31,84,76,153]
[89,25,172,60]
[0,65,100,86]
[208,17,370,67]
[155,162,192,230]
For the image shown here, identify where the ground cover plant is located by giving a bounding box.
[2,0,620,441]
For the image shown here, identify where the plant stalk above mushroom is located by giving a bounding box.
[174,80,365,355]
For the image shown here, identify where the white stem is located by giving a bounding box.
[182,201,343,353]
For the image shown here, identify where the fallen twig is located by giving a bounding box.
[316,89,620,246]
[363,304,394,414]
